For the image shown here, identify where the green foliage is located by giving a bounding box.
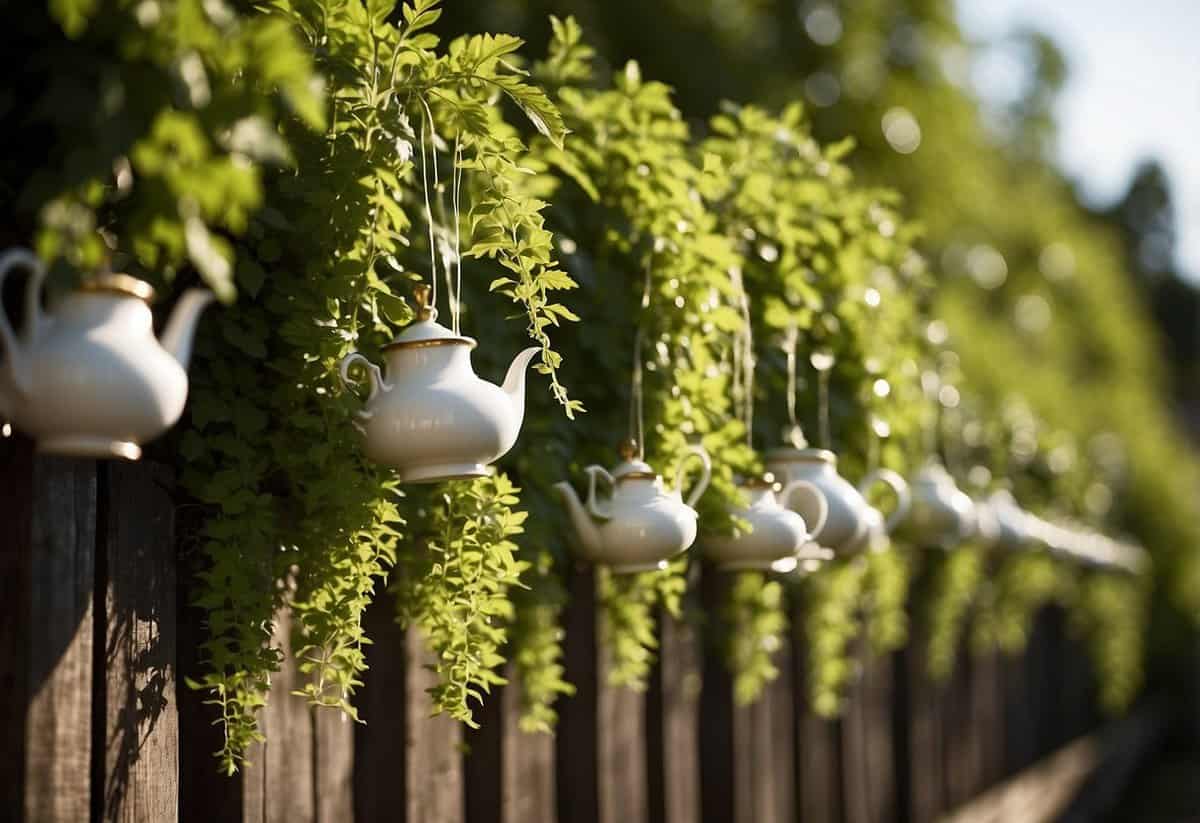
[394,476,528,723]
[799,558,867,716]
[863,547,912,654]
[1072,570,1151,712]
[508,561,575,732]
[919,546,985,683]
[721,572,789,705]
[597,564,686,690]
[973,551,1071,655]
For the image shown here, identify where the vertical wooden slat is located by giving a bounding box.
[557,564,600,823]
[698,572,735,823]
[314,708,354,823]
[27,453,97,823]
[901,628,943,823]
[500,676,556,823]
[103,462,178,823]
[597,603,647,823]
[406,629,465,823]
[842,642,896,823]
[244,610,315,823]
[354,591,407,823]
[0,436,35,820]
[970,647,1004,791]
[765,627,796,823]
[647,610,701,823]
[792,598,841,823]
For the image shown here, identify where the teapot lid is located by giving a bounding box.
[383,284,476,351]
[80,273,156,303]
[611,439,660,482]
[740,472,781,490]
[765,446,837,465]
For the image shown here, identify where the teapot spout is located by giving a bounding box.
[499,347,541,447]
[554,480,602,556]
[160,289,215,370]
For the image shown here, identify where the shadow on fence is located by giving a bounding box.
[0,447,1146,823]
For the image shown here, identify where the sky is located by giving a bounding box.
[956,0,1200,281]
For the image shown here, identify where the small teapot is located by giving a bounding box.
[703,472,829,570]
[846,468,912,554]
[766,446,908,555]
[977,489,1031,551]
[901,461,976,549]
[0,249,213,460]
[340,284,539,483]
[555,440,711,572]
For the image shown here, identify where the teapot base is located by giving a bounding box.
[399,461,494,484]
[39,436,142,461]
[605,560,674,574]
[714,558,784,571]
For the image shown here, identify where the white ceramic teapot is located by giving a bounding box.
[0,250,213,460]
[977,489,1032,551]
[766,446,908,555]
[901,461,977,549]
[846,468,912,554]
[555,440,711,572]
[702,473,829,570]
[339,284,540,483]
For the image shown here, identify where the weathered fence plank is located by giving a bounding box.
[355,591,407,823]
[841,641,896,823]
[407,629,465,823]
[102,461,178,823]
[646,609,700,823]
[791,597,841,823]
[314,706,354,823]
[244,610,315,823]
[558,564,648,823]
[897,629,944,823]
[32,455,97,823]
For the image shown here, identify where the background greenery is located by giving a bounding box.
[3,0,1194,773]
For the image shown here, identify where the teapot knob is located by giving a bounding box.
[618,438,640,460]
[412,283,437,321]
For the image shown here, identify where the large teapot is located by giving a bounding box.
[555,440,711,572]
[901,461,976,549]
[340,284,539,483]
[703,473,829,570]
[765,446,909,554]
[976,489,1032,551]
[0,250,213,460]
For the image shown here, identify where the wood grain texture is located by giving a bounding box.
[244,609,315,823]
[406,629,464,823]
[26,454,97,823]
[0,436,34,819]
[557,565,599,823]
[792,599,841,823]
[900,629,944,823]
[500,676,556,823]
[354,591,407,823]
[102,461,178,823]
[647,609,700,823]
[314,706,354,823]
[841,642,895,823]
[596,606,647,823]
[765,628,796,823]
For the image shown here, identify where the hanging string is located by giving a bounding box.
[628,267,654,461]
[732,268,756,448]
[418,98,440,312]
[451,132,464,335]
[817,367,831,450]
[783,324,803,446]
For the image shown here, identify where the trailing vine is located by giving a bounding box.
[800,558,868,716]
[722,572,789,705]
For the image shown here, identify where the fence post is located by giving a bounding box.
[791,591,842,823]
[841,637,896,823]
[647,607,701,823]
[101,461,179,822]
[0,440,97,823]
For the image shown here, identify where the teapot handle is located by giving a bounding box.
[781,479,829,541]
[338,352,387,418]
[859,468,911,533]
[675,445,712,508]
[585,465,615,519]
[0,249,47,394]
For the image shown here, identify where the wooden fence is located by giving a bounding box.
[1,446,1116,823]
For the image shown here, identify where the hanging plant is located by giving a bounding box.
[917,544,985,683]
[721,571,789,705]
[799,557,867,716]
[862,545,912,655]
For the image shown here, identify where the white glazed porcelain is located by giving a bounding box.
[846,468,912,554]
[340,284,539,483]
[978,489,1032,551]
[902,461,977,549]
[703,473,829,570]
[555,441,711,572]
[0,249,213,460]
[765,447,908,555]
